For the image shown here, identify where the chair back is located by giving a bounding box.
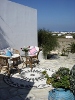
[28,46,39,54]
[28,46,40,59]
[13,49,20,55]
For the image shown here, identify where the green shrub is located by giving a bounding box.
[68,42,75,53]
[38,29,59,58]
[42,70,47,75]
[61,48,68,56]
[46,77,52,85]
[51,67,70,89]
[42,70,51,84]
[70,65,75,95]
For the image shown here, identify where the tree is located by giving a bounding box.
[38,29,59,58]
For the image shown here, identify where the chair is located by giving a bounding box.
[29,46,40,62]
[0,58,10,74]
[8,58,20,76]
[0,48,21,75]
[9,49,21,74]
[23,46,40,69]
[13,49,20,55]
[0,55,10,73]
[12,49,21,65]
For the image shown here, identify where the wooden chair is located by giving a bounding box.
[12,49,21,65]
[23,46,40,69]
[8,58,20,76]
[0,55,10,73]
[13,49,20,55]
[0,48,21,75]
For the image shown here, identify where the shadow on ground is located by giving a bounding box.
[0,73,34,100]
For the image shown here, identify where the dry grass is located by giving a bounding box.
[57,38,75,53]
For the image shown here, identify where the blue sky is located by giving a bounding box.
[10,0,75,32]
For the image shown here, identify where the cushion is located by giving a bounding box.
[5,50,12,57]
[29,47,37,55]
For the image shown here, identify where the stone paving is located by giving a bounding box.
[0,53,75,100]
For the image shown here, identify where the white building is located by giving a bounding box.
[0,0,37,54]
[65,34,73,39]
[65,35,73,39]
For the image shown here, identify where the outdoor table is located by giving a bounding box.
[0,54,20,65]
[0,55,10,65]
[0,54,20,74]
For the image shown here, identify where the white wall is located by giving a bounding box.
[0,0,37,54]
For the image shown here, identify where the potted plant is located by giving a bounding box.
[51,67,70,89]
[48,67,75,100]
[21,47,29,56]
[70,65,75,98]
[42,67,71,89]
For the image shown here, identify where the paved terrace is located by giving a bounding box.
[0,53,75,100]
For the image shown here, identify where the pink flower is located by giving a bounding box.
[57,76,60,79]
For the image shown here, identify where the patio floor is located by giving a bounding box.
[0,53,75,100]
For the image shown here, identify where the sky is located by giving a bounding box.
[10,0,75,32]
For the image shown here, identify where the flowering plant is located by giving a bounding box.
[51,67,70,89]
[21,47,29,52]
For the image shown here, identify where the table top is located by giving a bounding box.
[0,54,20,58]
[0,55,10,58]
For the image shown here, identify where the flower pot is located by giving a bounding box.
[25,52,28,56]
[47,54,58,59]
[48,88,74,100]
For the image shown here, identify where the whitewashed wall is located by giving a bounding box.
[0,0,37,54]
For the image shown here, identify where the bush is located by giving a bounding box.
[38,29,59,58]
[51,67,70,89]
[42,70,51,85]
[70,65,75,95]
[73,34,75,39]
[42,70,47,75]
[70,42,75,53]
[61,48,68,56]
